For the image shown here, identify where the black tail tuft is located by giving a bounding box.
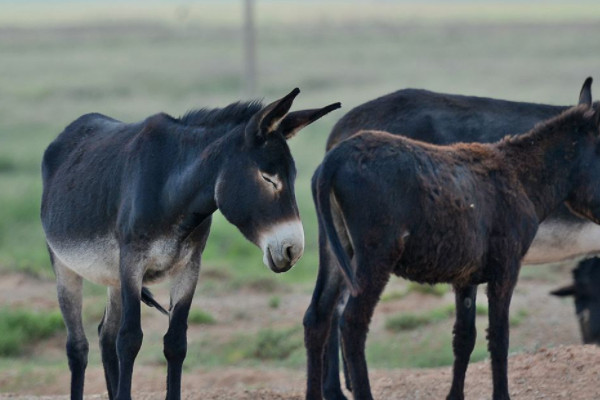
[141,287,169,315]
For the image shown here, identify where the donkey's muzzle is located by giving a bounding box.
[261,220,305,273]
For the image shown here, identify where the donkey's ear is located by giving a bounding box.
[279,102,342,140]
[578,77,593,106]
[246,88,300,143]
[550,284,576,297]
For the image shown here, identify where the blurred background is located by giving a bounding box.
[1,0,600,396]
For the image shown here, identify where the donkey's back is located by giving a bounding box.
[328,88,567,149]
[43,112,130,180]
[326,81,600,265]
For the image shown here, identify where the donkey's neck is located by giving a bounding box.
[499,106,590,221]
[161,127,245,221]
[158,101,263,219]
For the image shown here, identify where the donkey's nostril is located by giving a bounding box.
[284,244,294,262]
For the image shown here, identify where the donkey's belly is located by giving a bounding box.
[47,236,191,287]
[524,220,600,265]
[47,236,121,286]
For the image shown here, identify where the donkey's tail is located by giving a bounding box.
[314,161,359,297]
[141,287,169,315]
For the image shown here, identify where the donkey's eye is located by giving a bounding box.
[261,173,279,190]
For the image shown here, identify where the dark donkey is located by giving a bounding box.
[329,78,599,264]
[551,257,600,344]
[318,78,599,399]
[305,100,600,399]
[41,89,340,400]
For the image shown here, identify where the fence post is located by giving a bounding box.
[243,0,257,98]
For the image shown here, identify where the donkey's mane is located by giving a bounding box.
[179,101,263,129]
[499,105,591,148]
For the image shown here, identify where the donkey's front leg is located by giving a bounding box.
[487,260,519,400]
[164,259,200,400]
[115,247,145,400]
[447,284,478,400]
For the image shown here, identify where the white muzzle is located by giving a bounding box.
[260,219,305,272]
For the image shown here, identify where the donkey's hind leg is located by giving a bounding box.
[53,255,88,400]
[304,236,347,400]
[323,307,349,400]
[447,284,478,400]
[339,256,391,400]
[98,286,122,400]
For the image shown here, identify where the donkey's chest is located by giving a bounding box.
[48,236,195,287]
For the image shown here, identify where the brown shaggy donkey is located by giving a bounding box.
[305,98,600,400]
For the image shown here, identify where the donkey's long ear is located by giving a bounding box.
[550,284,576,297]
[579,77,593,106]
[279,102,342,140]
[246,88,300,143]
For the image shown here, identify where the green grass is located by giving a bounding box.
[510,309,529,327]
[367,331,490,369]
[249,328,304,360]
[406,283,450,297]
[385,302,489,332]
[385,304,455,332]
[268,296,281,309]
[381,283,449,302]
[476,303,489,316]
[0,308,64,356]
[368,314,493,369]
[188,309,216,326]
[381,290,407,302]
[185,326,305,368]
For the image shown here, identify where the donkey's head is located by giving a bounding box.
[215,89,340,272]
[564,79,600,224]
[551,257,600,345]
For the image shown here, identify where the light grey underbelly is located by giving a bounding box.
[47,236,193,287]
[45,220,600,284]
[523,220,600,265]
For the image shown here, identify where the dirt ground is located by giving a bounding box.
[1,345,598,400]
[1,265,599,400]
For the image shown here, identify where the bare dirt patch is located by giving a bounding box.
[1,346,598,399]
[0,267,594,399]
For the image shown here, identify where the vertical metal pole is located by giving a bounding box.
[243,0,257,98]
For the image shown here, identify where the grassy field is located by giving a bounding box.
[2,0,600,280]
[0,1,599,393]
